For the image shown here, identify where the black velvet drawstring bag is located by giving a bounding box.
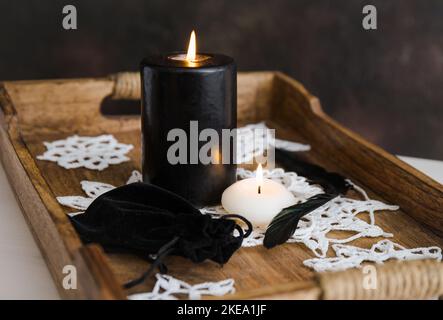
[70,182,252,289]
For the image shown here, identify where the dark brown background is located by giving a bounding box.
[0,0,442,159]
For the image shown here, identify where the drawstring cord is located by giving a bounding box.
[221,214,253,238]
[123,214,252,290]
[123,236,180,289]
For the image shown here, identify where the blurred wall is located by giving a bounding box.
[0,0,442,159]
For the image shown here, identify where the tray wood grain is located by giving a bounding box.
[0,72,442,299]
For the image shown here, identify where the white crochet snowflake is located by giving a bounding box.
[38,123,304,171]
[127,274,235,300]
[303,240,442,272]
[57,170,141,216]
[37,134,133,171]
[236,122,310,164]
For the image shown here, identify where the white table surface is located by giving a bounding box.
[0,155,442,300]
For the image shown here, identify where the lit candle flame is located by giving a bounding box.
[256,163,263,194]
[186,30,197,62]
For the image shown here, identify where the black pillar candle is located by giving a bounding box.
[140,51,236,207]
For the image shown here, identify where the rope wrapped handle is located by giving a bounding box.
[110,72,141,100]
[316,259,443,300]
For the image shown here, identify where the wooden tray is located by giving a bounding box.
[0,72,442,300]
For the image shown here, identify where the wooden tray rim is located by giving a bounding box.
[0,71,442,300]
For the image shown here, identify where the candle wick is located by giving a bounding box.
[258,186,261,194]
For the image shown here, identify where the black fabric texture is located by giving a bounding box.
[70,182,251,265]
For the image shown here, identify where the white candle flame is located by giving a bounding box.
[256,163,263,194]
[186,30,197,62]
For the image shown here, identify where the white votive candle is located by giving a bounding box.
[221,164,296,227]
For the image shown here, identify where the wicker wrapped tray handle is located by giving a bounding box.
[227,259,443,300]
[110,72,141,100]
[317,259,443,300]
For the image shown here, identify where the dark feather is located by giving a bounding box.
[275,149,351,195]
[263,193,335,249]
[264,149,352,249]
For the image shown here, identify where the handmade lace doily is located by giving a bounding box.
[236,122,310,164]
[127,274,235,300]
[303,239,442,272]
[37,134,133,171]
[38,123,305,171]
[56,170,141,216]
